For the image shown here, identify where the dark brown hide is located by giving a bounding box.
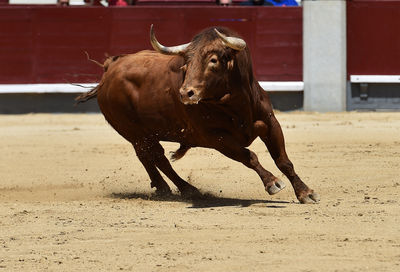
[80,27,319,204]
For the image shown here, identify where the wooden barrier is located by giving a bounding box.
[0,5,302,85]
[347,0,400,77]
[347,1,400,110]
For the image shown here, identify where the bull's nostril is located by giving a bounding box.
[187,90,195,98]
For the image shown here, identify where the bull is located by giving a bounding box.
[76,25,319,204]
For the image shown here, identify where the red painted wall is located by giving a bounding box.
[0,6,302,84]
[347,0,400,76]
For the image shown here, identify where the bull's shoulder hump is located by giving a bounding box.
[114,51,175,68]
[106,53,179,86]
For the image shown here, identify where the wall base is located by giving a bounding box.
[0,93,99,114]
[347,82,400,111]
[0,92,302,114]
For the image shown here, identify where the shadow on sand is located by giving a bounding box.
[110,191,289,209]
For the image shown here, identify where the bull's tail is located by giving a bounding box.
[170,144,191,161]
[74,84,99,105]
[74,51,105,105]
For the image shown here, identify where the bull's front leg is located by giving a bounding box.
[256,114,320,204]
[213,135,286,196]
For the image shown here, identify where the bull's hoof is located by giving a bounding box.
[298,192,320,204]
[266,180,286,195]
[155,187,172,197]
[180,184,202,199]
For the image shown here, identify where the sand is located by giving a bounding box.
[0,112,399,271]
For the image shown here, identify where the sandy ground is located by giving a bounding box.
[0,112,399,271]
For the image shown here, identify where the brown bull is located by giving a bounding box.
[76,25,319,204]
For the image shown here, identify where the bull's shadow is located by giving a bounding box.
[110,191,288,209]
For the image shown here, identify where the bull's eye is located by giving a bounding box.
[210,58,218,64]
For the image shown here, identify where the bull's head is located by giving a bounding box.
[150,25,246,105]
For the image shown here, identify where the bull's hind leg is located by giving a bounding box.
[135,142,200,198]
[261,115,320,204]
[151,143,201,198]
[133,144,172,196]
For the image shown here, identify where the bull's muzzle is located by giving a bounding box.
[179,87,201,105]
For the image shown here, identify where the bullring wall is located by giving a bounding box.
[1,2,400,112]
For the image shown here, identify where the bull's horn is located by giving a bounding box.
[214,29,246,51]
[150,24,190,55]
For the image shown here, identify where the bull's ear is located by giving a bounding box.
[227,59,234,70]
[180,64,187,72]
